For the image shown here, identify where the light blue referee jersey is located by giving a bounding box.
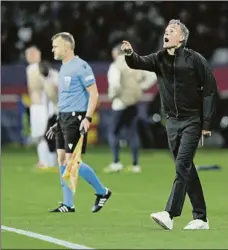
[58,56,96,112]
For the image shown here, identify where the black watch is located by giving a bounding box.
[85,116,92,123]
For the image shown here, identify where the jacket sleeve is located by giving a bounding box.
[125,52,159,73]
[194,51,218,131]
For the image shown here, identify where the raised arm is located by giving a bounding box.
[121,40,159,73]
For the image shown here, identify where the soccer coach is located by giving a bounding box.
[121,19,218,230]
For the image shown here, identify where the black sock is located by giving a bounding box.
[201,217,207,222]
[168,211,173,219]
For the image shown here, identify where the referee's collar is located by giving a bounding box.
[63,55,79,65]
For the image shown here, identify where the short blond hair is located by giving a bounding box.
[51,32,75,50]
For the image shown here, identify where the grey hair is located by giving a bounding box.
[168,19,189,46]
[51,32,75,50]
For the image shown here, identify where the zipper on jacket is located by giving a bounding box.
[173,55,179,117]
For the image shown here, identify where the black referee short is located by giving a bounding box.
[56,111,88,154]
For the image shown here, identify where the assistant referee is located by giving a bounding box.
[46,32,112,213]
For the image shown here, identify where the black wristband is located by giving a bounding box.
[85,116,92,123]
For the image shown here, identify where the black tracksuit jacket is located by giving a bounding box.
[125,45,218,130]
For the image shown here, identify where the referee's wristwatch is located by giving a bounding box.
[85,116,92,123]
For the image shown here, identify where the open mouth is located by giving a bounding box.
[165,38,169,42]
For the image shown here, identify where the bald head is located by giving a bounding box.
[25,46,41,65]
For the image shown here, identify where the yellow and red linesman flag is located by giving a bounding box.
[62,134,84,195]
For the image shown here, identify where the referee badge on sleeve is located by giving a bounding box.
[85,75,94,82]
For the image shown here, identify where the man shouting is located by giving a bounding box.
[122,19,217,230]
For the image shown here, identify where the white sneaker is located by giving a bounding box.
[125,165,141,173]
[183,219,209,230]
[103,162,123,173]
[150,211,173,230]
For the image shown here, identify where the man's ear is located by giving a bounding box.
[180,34,185,43]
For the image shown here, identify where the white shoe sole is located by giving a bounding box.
[150,214,172,230]
[184,226,209,230]
[103,168,122,173]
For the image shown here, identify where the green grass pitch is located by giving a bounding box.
[2,146,228,249]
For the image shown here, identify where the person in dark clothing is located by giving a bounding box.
[121,19,218,230]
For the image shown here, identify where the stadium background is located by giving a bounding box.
[2,1,228,148]
[1,2,228,249]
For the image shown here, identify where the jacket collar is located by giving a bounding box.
[174,44,185,55]
[163,44,185,57]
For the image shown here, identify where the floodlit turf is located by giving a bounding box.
[2,146,228,249]
[1,231,66,249]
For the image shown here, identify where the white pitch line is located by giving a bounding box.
[1,225,94,249]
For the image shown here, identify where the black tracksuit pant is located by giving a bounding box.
[165,115,207,221]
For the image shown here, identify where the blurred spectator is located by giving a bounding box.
[1,1,228,63]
